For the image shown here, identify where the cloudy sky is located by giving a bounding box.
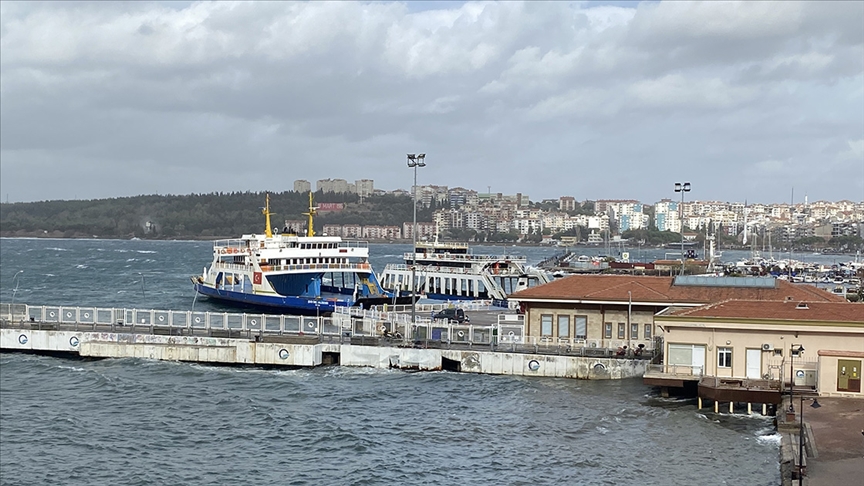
[1,1,862,205]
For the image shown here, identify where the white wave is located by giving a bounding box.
[57,365,86,372]
[46,247,71,252]
[44,273,56,277]
[136,250,157,254]
[126,258,137,262]
[75,264,88,269]
[756,433,782,445]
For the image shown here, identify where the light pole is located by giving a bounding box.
[10,270,23,318]
[674,182,691,276]
[627,290,632,353]
[407,153,426,345]
[789,344,804,411]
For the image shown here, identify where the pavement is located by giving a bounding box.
[802,397,864,486]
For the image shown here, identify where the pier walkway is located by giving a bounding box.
[1,303,651,380]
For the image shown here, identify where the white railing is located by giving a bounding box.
[404,252,528,263]
[646,364,704,376]
[1,303,655,353]
[383,264,524,276]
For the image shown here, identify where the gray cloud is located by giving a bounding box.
[1,1,862,204]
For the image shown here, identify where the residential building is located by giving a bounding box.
[293,180,311,193]
[316,178,350,193]
[355,179,374,197]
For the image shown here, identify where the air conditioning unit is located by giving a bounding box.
[762,343,774,351]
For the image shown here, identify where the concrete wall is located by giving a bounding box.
[441,349,648,379]
[1,328,647,380]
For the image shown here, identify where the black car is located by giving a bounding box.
[433,308,469,323]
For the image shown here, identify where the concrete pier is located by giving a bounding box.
[1,327,647,379]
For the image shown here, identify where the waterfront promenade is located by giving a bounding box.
[805,397,864,486]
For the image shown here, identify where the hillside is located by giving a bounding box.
[0,191,433,239]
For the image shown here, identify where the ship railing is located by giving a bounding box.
[383,264,523,276]
[213,262,373,273]
[338,240,368,249]
[403,253,528,263]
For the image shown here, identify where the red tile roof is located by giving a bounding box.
[511,275,846,304]
[666,300,864,323]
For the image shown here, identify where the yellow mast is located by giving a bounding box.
[303,191,316,237]
[262,193,273,238]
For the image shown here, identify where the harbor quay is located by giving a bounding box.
[0,303,650,380]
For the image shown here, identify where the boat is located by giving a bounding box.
[378,236,551,303]
[191,193,394,314]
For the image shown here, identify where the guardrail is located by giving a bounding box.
[645,364,704,376]
[1,303,655,356]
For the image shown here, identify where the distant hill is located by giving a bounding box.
[0,191,433,239]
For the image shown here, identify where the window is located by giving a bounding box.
[558,315,570,337]
[604,322,612,339]
[644,324,652,340]
[718,347,732,368]
[618,323,625,339]
[631,323,639,340]
[575,316,587,340]
[541,315,553,336]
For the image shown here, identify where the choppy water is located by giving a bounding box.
[0,238,791,484]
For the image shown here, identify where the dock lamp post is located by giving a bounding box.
[407,153,426,345]
[674,182,690,276]
[10,270,23,319]
[789,344,804,411]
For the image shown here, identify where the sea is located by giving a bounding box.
[3,237,847,485]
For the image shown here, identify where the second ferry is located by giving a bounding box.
[191,193,394,314]
[378,236,551,304]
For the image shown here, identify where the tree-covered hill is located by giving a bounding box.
[0,191,431,239]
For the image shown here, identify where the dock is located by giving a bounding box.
[1,303,649,380]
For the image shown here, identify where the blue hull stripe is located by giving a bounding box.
[194,284,347,313]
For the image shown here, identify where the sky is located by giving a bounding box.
[1,1,862,205]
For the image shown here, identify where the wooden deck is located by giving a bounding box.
[697,376,782,404]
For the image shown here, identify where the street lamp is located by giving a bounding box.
[407,153,426,345]
[789,344,804,411]
[10,270,23,318]
[674,182,691,276]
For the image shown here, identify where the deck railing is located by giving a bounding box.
[645,364,704,376]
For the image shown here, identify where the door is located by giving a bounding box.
[746,348,762,379]
[837,359,861,392]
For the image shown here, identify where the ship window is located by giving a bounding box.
[541,315,553,336]
[575,316,587,340]
[557,315,570,337]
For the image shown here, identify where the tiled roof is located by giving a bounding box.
[667,300,864,323]
[511,275,847,304]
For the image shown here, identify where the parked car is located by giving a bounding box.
[433,308,470,323]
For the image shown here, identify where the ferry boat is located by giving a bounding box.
[191,193,393,314]
[378,237,551,303]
